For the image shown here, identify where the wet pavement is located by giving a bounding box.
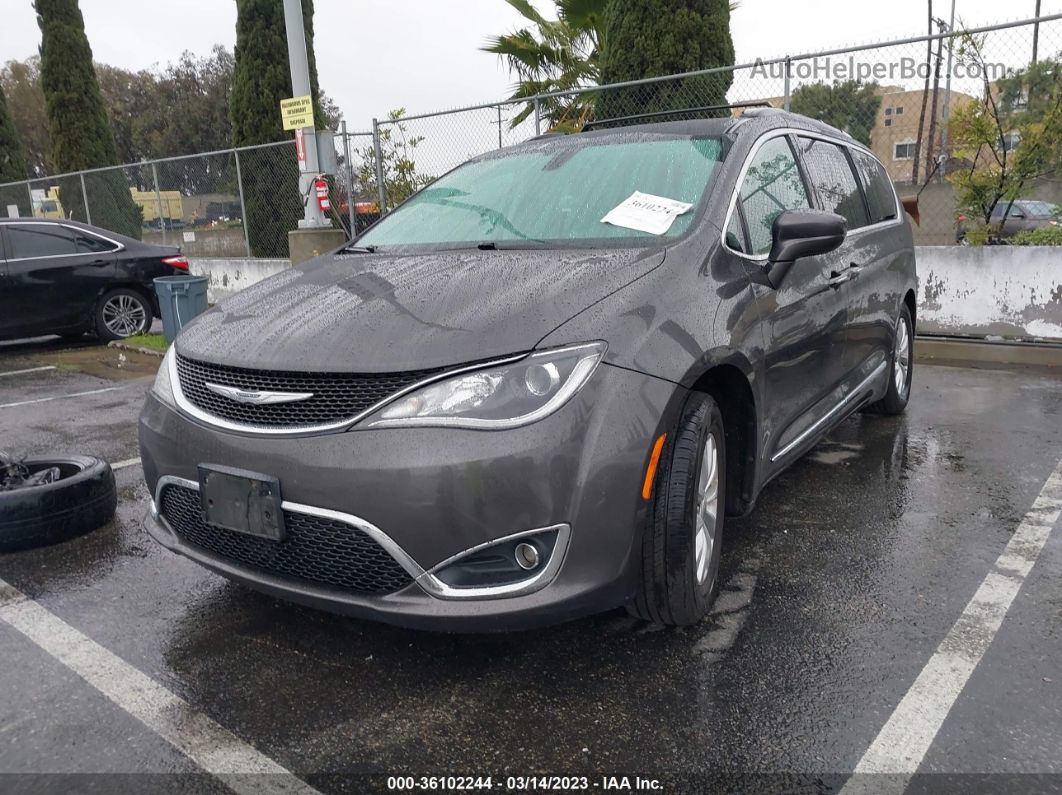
[0,337,1060,793]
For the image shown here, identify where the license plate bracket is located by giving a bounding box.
[198,464,285,541]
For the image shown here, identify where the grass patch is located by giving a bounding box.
[120,334,169,351]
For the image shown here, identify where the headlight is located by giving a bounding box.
[361,342,606,430]
[151,346,177,408]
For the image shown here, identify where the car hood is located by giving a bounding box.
[176,247,665,372]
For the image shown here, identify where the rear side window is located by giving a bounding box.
[75,231,118,253]
[851,150,898,224]
[7,224,77,259]
[737,137,811,256]
[797,138,869,230]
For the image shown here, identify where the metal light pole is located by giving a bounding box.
[1033,0,1042,64]
[282,0,327,228]
[939,0,957,172]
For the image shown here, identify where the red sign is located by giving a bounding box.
[294,128,306,162]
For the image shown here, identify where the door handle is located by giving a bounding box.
[828,266,861,288]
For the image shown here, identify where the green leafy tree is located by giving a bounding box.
[0,60,46,177]
[0,84,31,216]
[34,0,141,237]
[483,0,607,132]
[947,35,1062,239]
[0,85,28,182]
[595,0,735,124]
[790,80,882,147]
[231,0,329,256]
[353,109,433,208]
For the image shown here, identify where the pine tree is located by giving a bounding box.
[596,0,735,124]
[34,0,142,237]
[231,0,326,256]
[0,84,32,216]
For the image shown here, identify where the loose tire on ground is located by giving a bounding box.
[0,456,116,552]
[865,303,914,416]
[628,392,726,626]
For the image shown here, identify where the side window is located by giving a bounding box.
[798,138,870,230]
[75,231,118,253]
[725,209,747,254]
[7,224,77,259]
[738,136,811,256]
[852,150,898,224]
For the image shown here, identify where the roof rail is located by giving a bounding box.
[581,102,773,131]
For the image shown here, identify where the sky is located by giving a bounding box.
[1,0,1059,135]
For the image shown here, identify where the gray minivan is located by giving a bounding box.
[139,108,916,631]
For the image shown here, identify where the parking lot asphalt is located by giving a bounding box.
[0,338,1060,793]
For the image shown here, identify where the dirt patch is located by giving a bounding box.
[36,346,162,381]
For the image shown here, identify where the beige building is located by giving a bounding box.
[869,88,977,185]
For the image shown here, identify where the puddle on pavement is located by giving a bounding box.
[36,346,163,381]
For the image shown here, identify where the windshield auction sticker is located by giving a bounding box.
[601,191,694,235]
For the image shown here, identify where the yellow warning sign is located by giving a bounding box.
[280,95,314,131]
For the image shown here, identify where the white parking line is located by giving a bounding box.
[0,579,320,794]
[0,386,124,409]
[111,457,142,470]
[842,457,1062,792]
[0,365,57,378]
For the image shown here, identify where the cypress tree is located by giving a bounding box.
[34,0,142,236]
[231,0,326,257]
[596,0,735,124]
[0,84,32,216]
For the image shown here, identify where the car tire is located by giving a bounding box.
[865,303,914,416]
[0,456,116,552]
[95,288,151,341]
[628,392,725,626]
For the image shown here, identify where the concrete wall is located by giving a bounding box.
[917,246,1062,342]
[190,247,1062,343]
[188,257,291,303]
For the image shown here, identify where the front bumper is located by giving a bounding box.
[138,362,682,631]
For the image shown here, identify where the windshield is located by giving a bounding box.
[1020,200,1058,217]
[357,136,724,249]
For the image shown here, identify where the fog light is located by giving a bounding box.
[514,542,540,570]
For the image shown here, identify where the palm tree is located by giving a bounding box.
[482,0,607,132]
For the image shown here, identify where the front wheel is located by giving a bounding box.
[628,392,725,626]
[865,303,913,415]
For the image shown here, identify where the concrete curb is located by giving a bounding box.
[915,336,1062,368]
[106,340,167,359]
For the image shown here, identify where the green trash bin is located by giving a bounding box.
[154,275,209,343]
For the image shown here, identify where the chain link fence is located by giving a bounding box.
[1,13,1058,255]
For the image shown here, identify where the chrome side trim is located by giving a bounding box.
[417,524,571,601]
[168,349,527,437]
[721,127,902,261]
[152,476,570,601]
[770,360,887,463]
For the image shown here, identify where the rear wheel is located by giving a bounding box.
[628,392,725,626]
[96,288,150,341]
[865,303,913,416]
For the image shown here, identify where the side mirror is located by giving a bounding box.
[765,209,847,289]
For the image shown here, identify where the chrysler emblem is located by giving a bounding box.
[205,383,314,405]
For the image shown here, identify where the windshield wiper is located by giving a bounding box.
[341,244,378,253]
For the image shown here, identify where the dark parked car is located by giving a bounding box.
[140,108,916,631]
[0,218,189,342]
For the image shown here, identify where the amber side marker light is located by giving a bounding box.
[641,434,667,501]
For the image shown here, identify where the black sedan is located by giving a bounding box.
[0,218,190,342]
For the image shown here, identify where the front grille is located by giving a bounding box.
[175,354,441,429]
[159,484,414,596]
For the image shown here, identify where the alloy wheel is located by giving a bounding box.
[102,295,147,338]
[694,433,720,585]
[894,316,911,397]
